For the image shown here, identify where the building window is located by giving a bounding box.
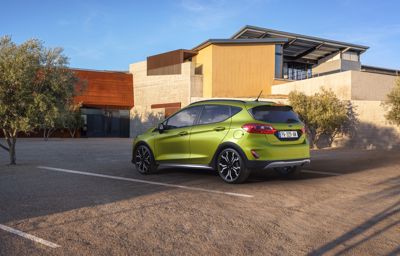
[342,51,359,62]
[283,62,312,80]
[275,44,283,79]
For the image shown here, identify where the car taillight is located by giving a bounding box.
[242,123,276,134]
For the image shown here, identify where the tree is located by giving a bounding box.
[383,78,400,126]
[288,88,352,148]
[38,100,61,140]
[60,103,84,138]
[0,36,79,164]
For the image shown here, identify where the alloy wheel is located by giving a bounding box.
[135,145,151,173]
[218,149,242,182]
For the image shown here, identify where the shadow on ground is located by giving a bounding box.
[0,164,175,224]
[344,122,400,150]
[309,175,400,255]
[308,148,400,174]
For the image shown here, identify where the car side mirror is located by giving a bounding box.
[158,123,166,133]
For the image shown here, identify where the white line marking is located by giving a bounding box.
[0,224,60,248]
[37,166,253,198]
[301,169,342,176]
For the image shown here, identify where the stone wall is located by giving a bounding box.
[129,61,201,137]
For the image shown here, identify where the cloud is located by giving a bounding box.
[178,0,262,30]
[323,24,400,47]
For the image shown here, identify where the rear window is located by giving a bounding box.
[250,105,301,123]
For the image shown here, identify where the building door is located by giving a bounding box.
[82,108,130,138]
[87,114,106,137]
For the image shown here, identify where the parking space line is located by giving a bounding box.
[0,224,60,248]
[301,169,342,176]
[37,166,254,198]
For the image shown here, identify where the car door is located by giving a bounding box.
[189,105,233,165]
[154,106,202,163]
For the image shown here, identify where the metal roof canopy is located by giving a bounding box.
[231,25,369,64]
[192,38,288,51]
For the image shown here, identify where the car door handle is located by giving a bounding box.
[178,131,188,136]
[214,127,226,131]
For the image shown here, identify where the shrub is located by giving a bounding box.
[288,88,353,148]
[383,78,400,126]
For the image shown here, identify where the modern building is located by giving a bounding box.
[72,69,133,137]
[129,25,399,148]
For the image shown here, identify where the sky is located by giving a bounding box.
[1,0,399,71]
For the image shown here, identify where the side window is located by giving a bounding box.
[231,106,242,116]
[198,105,231,125]
[166,106,202,129]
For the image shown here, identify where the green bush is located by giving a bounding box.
[383,78,400,126]
[288,88,352,148]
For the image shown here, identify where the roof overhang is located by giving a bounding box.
[192,38,288,51]
[231,25,369,63]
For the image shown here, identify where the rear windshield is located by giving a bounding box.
[250,105,301,123]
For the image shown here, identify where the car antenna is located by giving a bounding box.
[255,90,263,101]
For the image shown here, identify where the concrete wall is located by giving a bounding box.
[341,100,400,150]
[271,71,353,99]
[272,71,400,149]
[313,59,361,75]
[351,71,397,100]
[272,70,398,101]
[129,61,197,137]
[190,73,203,97]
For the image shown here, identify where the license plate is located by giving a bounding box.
[278,131,298,138]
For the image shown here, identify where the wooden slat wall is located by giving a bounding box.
[212,44,276,97]
[73,69,134,109]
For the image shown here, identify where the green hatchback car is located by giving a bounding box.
[132,99,310,183]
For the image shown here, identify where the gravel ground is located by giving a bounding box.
[0,138,399,255]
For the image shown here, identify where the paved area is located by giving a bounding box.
[0,138,399,255]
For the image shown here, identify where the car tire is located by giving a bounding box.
[217,148,251,184]
[134,144,158,174]
[275,166,301,179]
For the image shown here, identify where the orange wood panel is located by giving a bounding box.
[151,102,181,109]
[72,69,134,109]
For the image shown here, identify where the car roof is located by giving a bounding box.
[189,99,288,108]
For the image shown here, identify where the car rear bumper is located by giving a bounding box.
[246,158,310,170]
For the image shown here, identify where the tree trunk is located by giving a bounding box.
[43,128,54,141]
[48,128,55,139]
[43,128,48,141]
[8,137,16,165]
[68,129,76,138]
[4,133,16,165]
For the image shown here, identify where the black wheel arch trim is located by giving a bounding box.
[210,142,248,169]
[132,141,154,163]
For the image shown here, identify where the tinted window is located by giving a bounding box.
[167,106,202,129]
[250,105,301,123]
[198,105,231,125]
[275,44,283,78]
[231,106,242,116]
